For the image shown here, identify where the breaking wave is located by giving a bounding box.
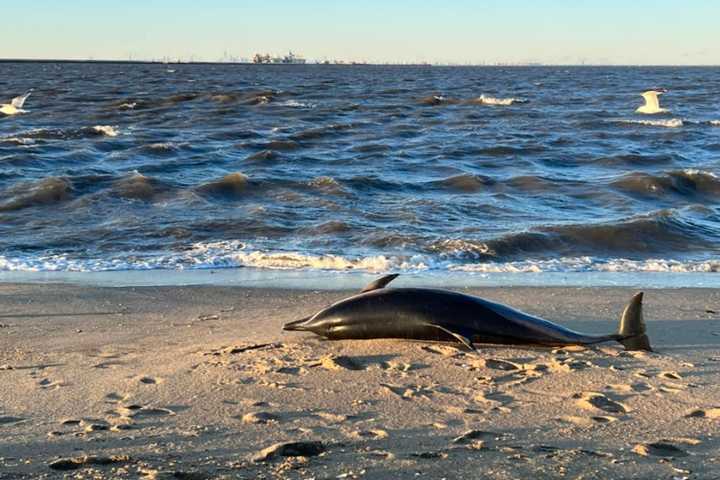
[616,118,684,128]
[6,126,119,141]
[470,94,527,106]
[1,245,718,275]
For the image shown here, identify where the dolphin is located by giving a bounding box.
[283,274,652,352]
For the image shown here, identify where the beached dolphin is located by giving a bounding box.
[636,90,668,114]
[1,90,32,116]
[284,274,652,351]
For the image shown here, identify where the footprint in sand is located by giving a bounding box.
[556,415,618,427]
[546,358,592,373]
[239,399,273,408]
[659,382,687,393]
[659,371,683,380]
[108,417,134,431]
[630,382,653,393]
[135,375,163,385]
[110,404,175,420]
[473,358,523,371]
[420,344,465,357]
[605,382,653,394]
[591,415,619,424]
[317,355,365,371]
[314,411,357,424]
[466,358,549,387]
[0,416,25,426]
[131,407,176,418]
[258,380,305,390]
[239,412,278,424]
[686,407,720,419]
[474,391,515,408]
[82,420,111,433]
[574,392,628,415]
[105,392,130,403]
[381,360,424,372]
[380,383,435,400]
[38,378,67,389]
[93,360,126,369]
[632,442,688,458]
[60,419,82,426]
[412,450,449,460]
[275,366,307,375]
[620,350,650,359]
[452,429,507,448]
[447,405,486,416]
[348,428,389,440]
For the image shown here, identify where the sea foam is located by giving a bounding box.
[617,118,683,128]
[474,94,526,106]
[92,125,119,137]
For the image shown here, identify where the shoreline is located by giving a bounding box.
[1,283,719,478]
[1,268,719,289]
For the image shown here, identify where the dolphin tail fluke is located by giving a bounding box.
[283,316,312,331]
[617,292,652,351]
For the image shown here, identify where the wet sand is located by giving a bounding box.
[1,283,720,479]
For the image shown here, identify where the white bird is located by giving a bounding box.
[636,90,668,114]
[0,90,32,115]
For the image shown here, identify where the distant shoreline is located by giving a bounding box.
[0,58,718,67]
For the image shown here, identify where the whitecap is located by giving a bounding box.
[616,118,683,128]
[473,94,526,106]
[277,99,315,108]
[682,168,718,179]
[0,136,34,145]
[92,125,119,137]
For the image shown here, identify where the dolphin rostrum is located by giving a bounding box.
[284,274,652,352]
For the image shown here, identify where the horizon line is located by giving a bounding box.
[1,58,719,67]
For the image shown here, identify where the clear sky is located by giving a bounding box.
[2,0,718,64]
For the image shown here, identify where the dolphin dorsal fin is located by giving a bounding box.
[360,273,400,293]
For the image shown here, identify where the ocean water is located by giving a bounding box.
[1,63,719,280]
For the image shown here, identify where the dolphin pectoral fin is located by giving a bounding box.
[428,324,477,352]
[360,273,400,293]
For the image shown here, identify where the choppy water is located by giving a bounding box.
[1,63,719,275]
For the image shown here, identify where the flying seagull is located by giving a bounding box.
[636,90,668,114]
[0,90,32,115]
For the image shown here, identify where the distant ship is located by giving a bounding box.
[253,51,306,64]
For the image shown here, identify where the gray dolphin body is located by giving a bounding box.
[284,274,652,351]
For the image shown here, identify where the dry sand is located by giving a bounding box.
[1,283,720,479]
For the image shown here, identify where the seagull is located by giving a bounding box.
[0,90,32,115]
[636,90,668,114]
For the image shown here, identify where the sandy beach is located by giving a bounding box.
[1,282,720,479]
